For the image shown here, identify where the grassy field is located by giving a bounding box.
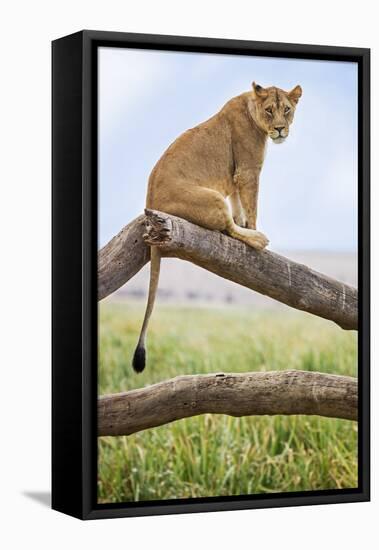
[98,300,358,503]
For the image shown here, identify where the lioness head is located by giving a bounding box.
[251,82,302,144]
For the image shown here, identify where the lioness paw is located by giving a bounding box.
[251,231,269,250]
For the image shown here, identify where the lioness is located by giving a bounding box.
[133,82,302,372]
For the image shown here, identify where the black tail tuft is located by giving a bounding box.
[132,345,146,373]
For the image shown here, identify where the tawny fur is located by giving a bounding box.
[133,82,302,372]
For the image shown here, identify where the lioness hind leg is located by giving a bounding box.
[152,186,268,250]
[155,187,232,232]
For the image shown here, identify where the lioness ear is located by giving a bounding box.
[252,81,268,100]
[288,84,302,104]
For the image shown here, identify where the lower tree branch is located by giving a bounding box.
[98,370,357,436]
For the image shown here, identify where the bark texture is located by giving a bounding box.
[98,214,150,301]
[98,370,357,436]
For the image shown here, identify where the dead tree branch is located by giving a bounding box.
[98,370,357,436]
[98,210,357,330]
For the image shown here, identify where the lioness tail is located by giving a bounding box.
[132,247,161,373]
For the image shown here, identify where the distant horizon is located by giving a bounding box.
[107,249,357,308]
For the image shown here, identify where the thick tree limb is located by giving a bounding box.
[98,210,357,330]
[98,370,357,436]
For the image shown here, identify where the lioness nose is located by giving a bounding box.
[275,126,285,133]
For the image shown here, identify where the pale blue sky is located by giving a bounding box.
[98,47,358,252]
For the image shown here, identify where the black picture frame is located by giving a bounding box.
[52,30,370,520]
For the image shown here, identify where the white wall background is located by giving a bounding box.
[0,1,376,549]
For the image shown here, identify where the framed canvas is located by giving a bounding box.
[52,30,370,520]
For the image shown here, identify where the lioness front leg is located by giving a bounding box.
[239,180,259,230]
[236,178,269,249]
[230,190,247,227]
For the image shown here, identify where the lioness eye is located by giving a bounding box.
[285,106,291,114]
[265,108,272,115]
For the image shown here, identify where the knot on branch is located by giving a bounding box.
[143,209,173,246]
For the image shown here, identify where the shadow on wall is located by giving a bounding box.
[22,491,51,508]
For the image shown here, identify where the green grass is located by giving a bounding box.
[98,301,358,503]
